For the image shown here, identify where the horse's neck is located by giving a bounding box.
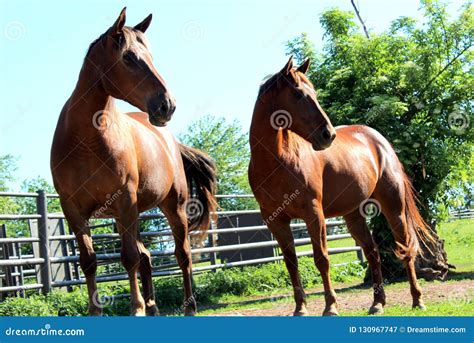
[250,103,300,165]
[61,63,118,138]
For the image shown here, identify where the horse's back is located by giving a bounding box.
[320,125,398,217]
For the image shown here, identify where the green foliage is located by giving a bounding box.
[0,155,17,191]
[16,177,62,214]
[179,115,257,210]
[0,296,55,316]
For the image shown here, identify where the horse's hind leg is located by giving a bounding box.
[373,177,426,310]
[137,240,159,316]
[262,209,307,316]
[160,194,196,316]
[344,210,385,314]
[62,205,102,316]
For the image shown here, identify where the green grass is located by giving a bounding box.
[295,237,360,266]
[437,219,473,271]
[343,302,474,316]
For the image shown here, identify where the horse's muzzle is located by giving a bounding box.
[147,94,176,126]
[312,126,336,150]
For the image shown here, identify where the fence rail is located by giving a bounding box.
[450,209,474,220]
[0,191,361,296]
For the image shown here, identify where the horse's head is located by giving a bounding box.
[87,8,176,126]
[261,57,336,150]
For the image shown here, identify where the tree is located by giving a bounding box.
[286,0,473,280]
[16,177,62,214]
[0,155,23,237]
[179,115,256,210]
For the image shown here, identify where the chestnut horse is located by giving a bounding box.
[51,8,216,316]
[249,57,434,316]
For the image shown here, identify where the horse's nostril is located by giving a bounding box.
[160,102,168,115]
[322,128,331,141]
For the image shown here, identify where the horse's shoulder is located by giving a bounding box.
[125,111,150,124]
[125,112,166,134]
[125,111,179,152]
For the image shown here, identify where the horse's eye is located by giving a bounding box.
[294,88,304,100]
[123,52,137,65]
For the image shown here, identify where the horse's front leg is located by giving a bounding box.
[262,209,308,316]
[137,240,159,316]
[115,193,146,316]
[62,205,102,316]
[305,202,339,316]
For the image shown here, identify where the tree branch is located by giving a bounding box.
[404,43,473,123]
[350,0,370,39]
[418,43,473,96]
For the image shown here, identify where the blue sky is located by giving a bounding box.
[0,0,463,190]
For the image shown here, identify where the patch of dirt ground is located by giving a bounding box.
[201,279,474,316]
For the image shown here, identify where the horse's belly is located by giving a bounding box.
[135,152,175,212]
[321,166,378,217]
[322,179,372,217]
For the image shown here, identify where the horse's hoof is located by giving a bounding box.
[368,303,384,315]
[184,308,196,316]
[413,303,427,311]
[146,305,160,316]
[88,307,103,316]
[293,309,308,316]
[130,307,146,316]
[322,306,339,316]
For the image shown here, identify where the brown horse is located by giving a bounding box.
[51,8,216,316]
[249,57,433,316]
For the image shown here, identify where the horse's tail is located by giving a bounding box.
[179,144,217,242]
[395,173,436,260]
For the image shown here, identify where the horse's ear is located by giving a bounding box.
[280,56,294,75]
[134,14,152,33]
[111,7,127,36]
[297,59,311,74]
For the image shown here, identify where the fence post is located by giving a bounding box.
[208,222,217,271]
[36,190,52,294]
